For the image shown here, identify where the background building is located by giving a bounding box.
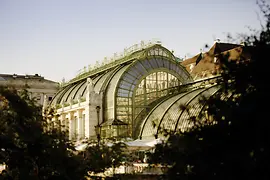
[181,42,251,80]
[0,73,59,106]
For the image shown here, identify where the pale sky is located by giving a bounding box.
[0,0,263,82]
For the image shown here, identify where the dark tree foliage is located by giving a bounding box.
[0,87,128,179]
[0,88,128,179]
[0,87,88,180]
[149,1,270,180]
[81,141,127,176]
[110,142,128,171]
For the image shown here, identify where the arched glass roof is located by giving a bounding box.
[111,46,192,137]
[104,65,131,121]
[50,70,114,106]
[139,85,220,139]
[50,44,193,137]
[51,44,192,104]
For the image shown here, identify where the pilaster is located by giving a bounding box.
[77,109,84,140]
[85,78,103,140]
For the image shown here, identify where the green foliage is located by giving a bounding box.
[0,87,128,179]
[82,143,112,174]
[80,142,127,175]
[63,102,69,107]
[80,97,86,102]
[0,87,88,179]
[149,1,270,179]
[55,104,62,109]
[110,142,128,169]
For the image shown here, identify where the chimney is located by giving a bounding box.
[214,38,221,44]
[240,42,246,46]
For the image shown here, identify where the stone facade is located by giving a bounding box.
[0,73,59,106]
[52,78,103,141]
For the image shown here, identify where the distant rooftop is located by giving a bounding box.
[180,42,251,79]
[0,73,58,84]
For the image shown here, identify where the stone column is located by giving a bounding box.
[85,104,98,139]
[73,115,78,140]
[85,78,103,140]
[59,114,64,131]
[77,109,84,140]
[66,112,74,140]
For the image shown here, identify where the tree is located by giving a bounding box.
[80,141,127,176]
[149,1,270,179]
[0,87,128,179]
[110,142,127,175]
[0,87,88,179]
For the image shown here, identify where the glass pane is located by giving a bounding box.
[158,49,164,56]
[130,84,136,91]
[163,59,170,69]
[129,67,142,77]
[117,97,129,105]
[141,59,152,70]
[148,58,158,68]
[134,63,147,75]
[119,80,132,90]
[94,71,112,93]
[71,81,85,100]
[133,71,179,123]
[155,58,164,67]
[65,83,83,103]
[122,73,137,84]
[117,88,130,97]
[154,48,159,55]
[148,49,155,56]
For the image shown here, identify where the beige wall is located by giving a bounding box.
[0,74,59,106]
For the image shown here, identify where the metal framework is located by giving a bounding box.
[50,44,193,139]
[139,85,221,139]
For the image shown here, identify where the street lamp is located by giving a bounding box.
[95,106,101,146]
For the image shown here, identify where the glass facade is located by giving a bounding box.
[51,45,192,109]
[115,56,189,137]
[50,44,194,139]
[140,85,220,139]
[105,66,130,121]
[134,72,179,120]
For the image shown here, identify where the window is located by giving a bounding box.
[48,96,53,101]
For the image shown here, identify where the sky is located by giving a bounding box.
[0,0,264,82]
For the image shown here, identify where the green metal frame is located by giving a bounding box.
[138,85,221,139]
[112,47,192,137]
[50,44,194,139]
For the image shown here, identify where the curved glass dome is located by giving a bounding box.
[139,85,221,139]
[112,49,192,137]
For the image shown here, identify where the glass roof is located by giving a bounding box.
[139,85,220,139]
[49,44,227,141]
[50,69,114,106]
[51,45,191,106]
